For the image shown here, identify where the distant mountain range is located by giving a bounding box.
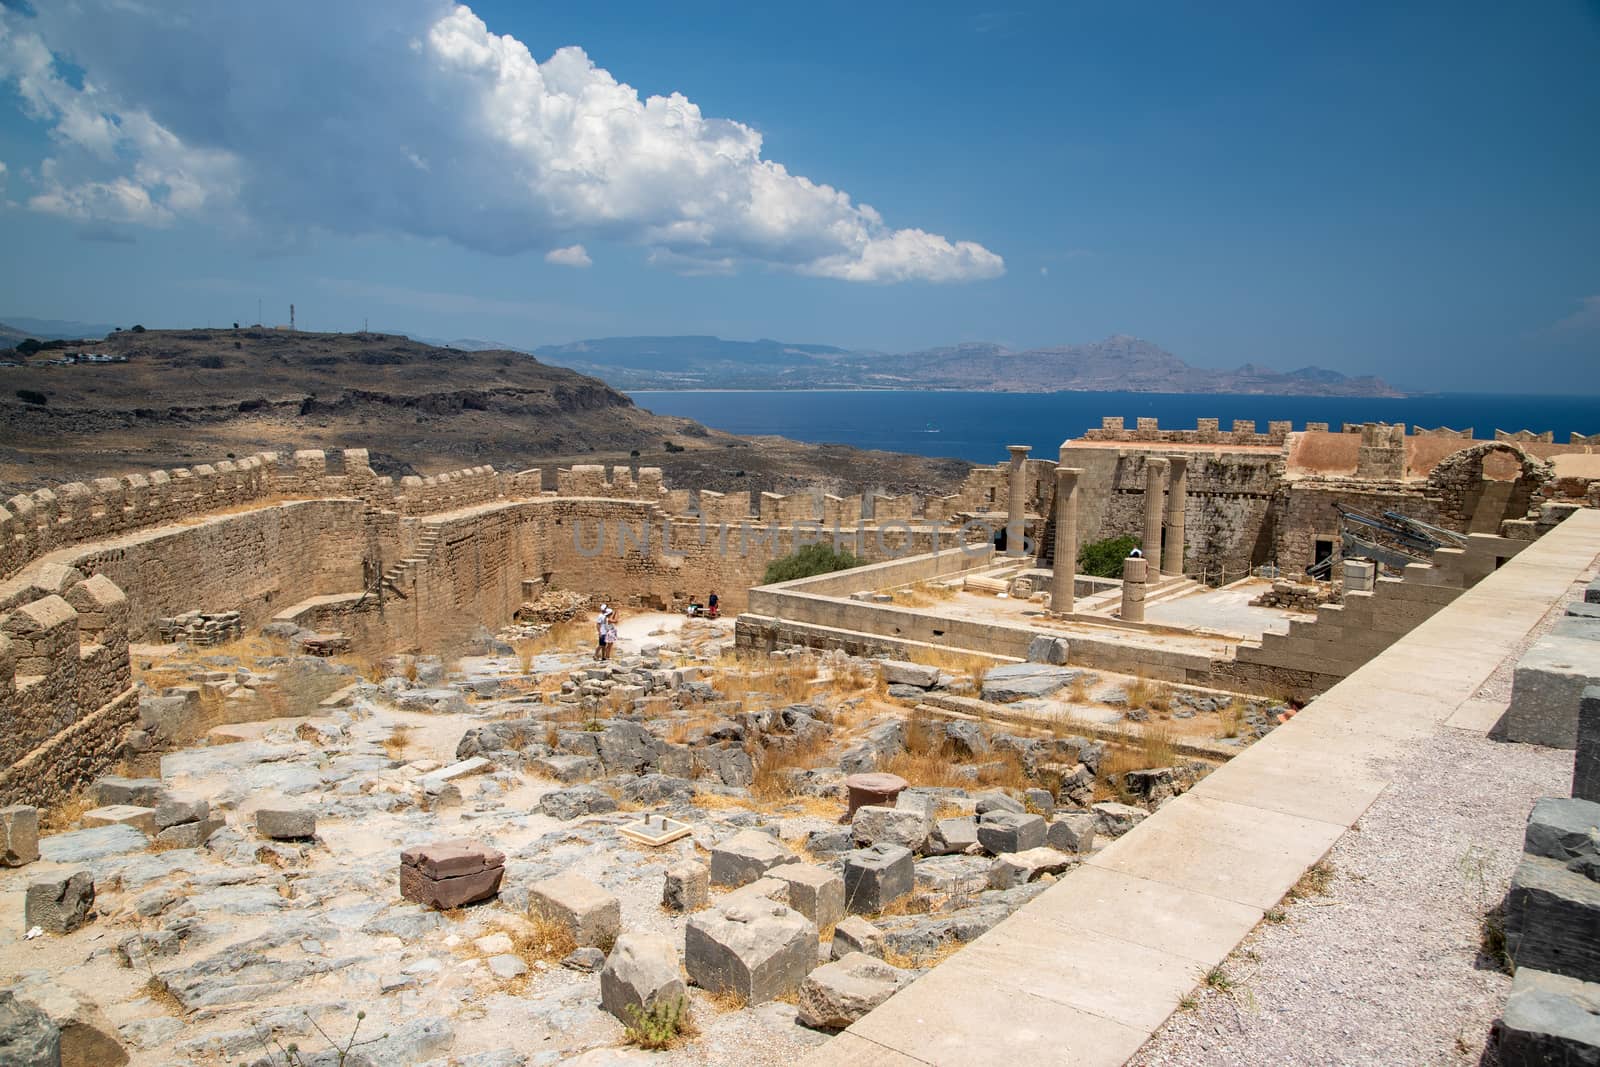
[528,334,1403,397]
[0,317,119,343]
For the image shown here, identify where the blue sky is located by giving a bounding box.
[0,1,1595,391]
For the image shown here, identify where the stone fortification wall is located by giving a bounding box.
[0,572,136,807]
[1082,416,1299,446]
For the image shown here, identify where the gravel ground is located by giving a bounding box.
[1130,573,1592,1067]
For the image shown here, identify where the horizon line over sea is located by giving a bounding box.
[628,389,1600,464]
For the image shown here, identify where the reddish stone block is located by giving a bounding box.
[399,838,505,909]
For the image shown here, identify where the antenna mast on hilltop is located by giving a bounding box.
[290,304,296,331]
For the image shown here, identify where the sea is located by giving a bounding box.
[629,390,1600,464]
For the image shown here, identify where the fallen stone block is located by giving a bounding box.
[851,805,930,852]
[399,839,505,910]
[1023,787,1055,816]
[1505,634,1600,749]
[255,807,316,840]
[709,830,798,888]
[562,947,606,973]
[1525,797,1600,867]
[976,811,1046,855]
[797,951,908,1030]
[879,660,940,688]
[1046,813,1098,853]
[769,864,846,930]
[530,872,621,948]
[973,790,1024,815]
[943,721,989,758]
[529,754,604,783]
[1505,854,1600,983]
[1577,687,1600,804]
[1496,967,1600,1067]
[842,843,914,914]
[0,806,40,867]
[91,776,165,808]
[538,785,618,821]
[722,877,791,909]
[663,861,710,913]
[926,816,979,856]
[153,796,209,830]
[1054,762,1097,808]
[600,931,687,1024]
[82,806,156,836]
[154,818,223,850]
[18,983,128,1067]
[988,846,1075,889]
[830,915,885,960]
[0,990,59,1066]
[1093,801,1149,838]
[685,900,816,1004]
[25,870,95,934]
[1026,635,1070,666]
[981,663,1079,703]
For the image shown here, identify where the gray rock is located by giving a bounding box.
[255,807,316,840]
[0,805,40,867]
[926,817,979,856]
[1506,855,1600,982]
[981,663,1079,703]
[1497,967,1600,1067]
[988,846,1075,889]
[600,931,687,1023]
[598,722,661,774]
[805,828,855,855]
[886,684,926,700]
[830,915,885,960]
[0,991,59,1067]
[685,900,816,1004]
[1505,634,1600,748]
[769,864,846,930]
[1023,788,1055,816]
[39,825,144,865]
[1046,813,1098,853]
[879,660,940,688]
[710,830,798,888]
[530,754,603,783]
[1525,797,1600,867]
[697,743,755,788]
[487,954,528,980]
[562,947,606,973]
[843,844,914,914]
[1025,635,1070,666]
[662,861,710,913]
[974,791,1024,816]
[620,774,694,805]
[538,785,618,821]
[92,776,166,808]
[942,721,989,758]
[851,805,930,853]
[797,952,908,1029]
[154,795,210,830]
[25,870,95,934]
[155,818,223,850]
[976,811,1046,855]
[1055,763,1096,808]
[1578,686,1600,804]
[1092,801,1149,838]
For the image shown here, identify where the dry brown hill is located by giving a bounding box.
[0,328,969,497]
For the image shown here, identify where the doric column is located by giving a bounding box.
[1050,467,1081,612]
[1005,445,1030,557]
[1142,457,1169,572]
[1163,455,1187,578]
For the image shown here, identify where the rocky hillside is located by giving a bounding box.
[535,333,1402,397]
[0,328,969,497]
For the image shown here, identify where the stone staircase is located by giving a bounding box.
[379,520,444,594]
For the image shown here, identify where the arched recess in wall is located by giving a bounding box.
[1426,442,1551,535]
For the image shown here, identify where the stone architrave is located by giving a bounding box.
[1051,467,1081,613]
[1163,456,1187,578]
[1005,445,1030,557]
[1142,458,1169,574]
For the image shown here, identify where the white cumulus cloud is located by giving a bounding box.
[0,2,1002,284]
[545,244,592,268]
[1551,294,1600,334]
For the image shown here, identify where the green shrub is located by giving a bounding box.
[15,338,42,355]
[624,996,691,1050]
[763,542,864,584]
[15,389,47,406]
[1078,535,1140,578]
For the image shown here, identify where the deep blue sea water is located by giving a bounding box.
[629,390,1600,463]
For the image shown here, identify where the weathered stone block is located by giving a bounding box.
[662,860,709,913]
[1505,854,1600,983]
[976,811,1046,855]
[91,776,165,808]
[0,990,59,1066]
[255,807,316,840]
[709,830,798,888]
[981,663,1079,703]
[399,839,505,910]
[878,660,939,688]
[685,900,816,1004]
[1093,801,1149,838]
[974,790,1024,815]
[926,816,978,856]
[722,877,790,909]
[1026,635,1070,666]
[797,952,908,1030]
[842,844,914,914]
[25,870,95,934]
[82,806,156,836]
[153,795,209,830]
[0,806,40,867]
[1505,635,1600,749]
[988,846,1075,889]
[530,872,621,947]
[770,864,846,930]
[538,785,618,821]
[1046,813,1098,853]
[529,754,603,783]
[830,915,885,960]
[154,818,223,850]
[1496,967,1600,1067]
[600,932,686,1024]
[1525,797,1600,867]
[1577,686,1600,804]
[851,805,930,852]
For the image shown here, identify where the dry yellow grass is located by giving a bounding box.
[893,581,959,607]
[1100,721,1178,800]
[1218,698,1247,739]
[517,910,580,963]
[1067,674,1092,703]
[883,939,964,970]
[709,652,818,709]
[700,987,748,1013]
[40,790,95,833]
[383,723,413,760]
[691,791,757,812]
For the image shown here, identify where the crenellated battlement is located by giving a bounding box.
[1082,416,1297,446]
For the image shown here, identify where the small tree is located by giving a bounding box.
[15,389,47,406]
[15,338,42,355]
[1078,535,1140,579]
[763,543,864,584]
[130,324,146,333]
